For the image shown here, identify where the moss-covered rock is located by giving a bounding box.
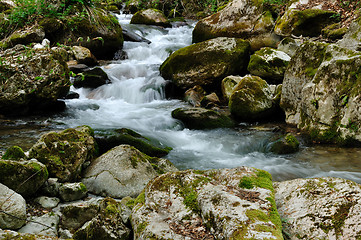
[221,75,242,101]
[0,159,48,198]
[95,128,171,157]
[132,167,283,239]
[275,177,361,239]
[247,47,291,83]
[82,145,178,198]
[58,182,88,202]
[277,37,302,58]
[269,133,299,154]
[338,16,361,51]
[172,107,235,129]
[160,37,250,91]
[2,146,26,160]
[229,75,277,121]
[130,8,171,27]
[322,23,347,41]
[0,45,70,116]
[0,25,45,50]
[192,0,279,50]
[71,45,98,66]
[73,67,110,89]
[280,41,361,144]
[28,126,97,182]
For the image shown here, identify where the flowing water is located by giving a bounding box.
[1,13,361,183]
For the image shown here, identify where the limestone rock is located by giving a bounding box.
[82,145,177,198]
[34,196,60,209]
[192,0,278,50]
[0,159,48,198]
[131,9,171,27]
[277,37,302,58]
[18,212,59,237]
[28,126,97,182]
[229,75,276,121]
[59,182,88,202]
[72,46,98,66]
[0,45,70,116]
[171,107,234,129]
[275,177,361,239]
[41,178,61,197]
[221,75,242,101]
[160,37,250,91]
[247,47,291,83]
[73,67,110,89]
[0,183,26,230]
[132,167,283,239]
[338,17,361,51]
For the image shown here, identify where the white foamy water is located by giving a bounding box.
[54,13,361,183]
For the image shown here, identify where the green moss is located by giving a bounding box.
[137,221,148,233]
[239,176,255,189]
[135,191,145,205]
[2,146,26,160]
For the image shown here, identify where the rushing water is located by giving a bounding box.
[1,13,361,183]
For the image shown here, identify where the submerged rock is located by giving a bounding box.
[131,8,171,27]
[29,126,97,182]
[82,145,177,198]
[275,177,361,239]
[172,107,235,129]
[132,167,283,239]
[269,133,300,154]
[160,37,250,91]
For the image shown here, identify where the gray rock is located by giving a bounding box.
[82,145,177,198]
[41,178,61,197]
[277,37,302,58]
[275,177,361,239]
[34,196,60,209]
[18,212,59,237]
[59,182,88,202]
[338,16,361,51]
[0,183,26,230]
[0,229,57,239]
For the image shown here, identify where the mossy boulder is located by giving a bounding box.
[95,128,171,157]
[0,45,70,116]
[2,146,26,160]
[171,107,235,129]
[322,23,347,41]
[229,75,277,121]
[160,37,250,91]
[0,25,45,50]
[132,167,283,239]
[247,47,291,83]
[192,0,279,50]
[280,41,361,144]
[269,133,299,154]
[275,177,361,239]
[0,159,48,198]
[28,126,97,182]
[130,8,171,27]
[58,182,88,202]
[274,8,339,37]
[82,145,178,198]
[73,67,110,89]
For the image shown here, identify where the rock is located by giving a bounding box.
[192,0,279,50]
[275,177,361,239]
[18,212,59,237]
[1,146,26,160]
[64,91,80,99]
[130,8,171,27]
[0,230,57,239]
[280,41,361,144]
[172,107,234,129]
[274,2,338,37]
[200,92,221,108]
[73,67,110,89]
[277,37,302,58]
[132,167,283,239]
[72,46,98,66]
[247,47,291,83]
[67,61,89,74]
[0,159,48,198]
[34,196,60,209]
[28,126,97,182]
[229,75,277,121]
[95,128,171,157]
[338,17,361,51]
[221,75,242,101]
[59,182,88,202]
[33,39,50,50]
[0,25,45,50]
[269,133,299,154]
[122,27,151,44]
[184,85,205,107]
[73,198,131,240]
[160,37,250,91]
[82,145,177,198]
[0,45,70,116]
[0,183,26,230]
[322,23,347,41]
[41,178,61,197]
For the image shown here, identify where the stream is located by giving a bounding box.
[1,13,361,183]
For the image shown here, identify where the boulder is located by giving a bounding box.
[0,25,45,50]
[0,183,26,230]
[221,75,242,101]
[229,75,277,121]
[18,212,59,237]
[72,46,98,66]
[200,92,221,108]
[1,145,26,160]
[247,47,291,83]
[82,145,177,198]
[41,178,61,197]
[132,167,283,239]
[338,17,361,51]
[0,159,48,198]
[275,177,361,239]
[160,37,250,91]
[322,23,347,41]
[58,182,88,202]
[34,196,60,209]
[172,107,234,129]
[130,9,171,27]
[95,128,171,157]
[0,45,70,116]
[73,67,110,89]
[280,41,361,144]
[192,0,279,50]
[269,133,299,154]
[28,126,97,182]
